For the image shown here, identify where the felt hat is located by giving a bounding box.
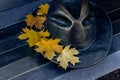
[45,0,112,68]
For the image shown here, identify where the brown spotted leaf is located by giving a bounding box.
[25,14,46,29]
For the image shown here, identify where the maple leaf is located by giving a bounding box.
[57,45,80,69]
[18,28,50,47]
[25,14,46,29]
[37,4,50,15]
[35,39,63,60]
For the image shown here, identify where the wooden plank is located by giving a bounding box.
[0,35,25,54]
[0,44,28,67]
[0,57,39,80]
[0,54,48,80]
[96,0,113,6]
[9,62,70,80]
[102,0,120,13]
[96,0,120,22]
[108,9,120,22]
[112,20,120,35]
[0,0,39,12]
[0,21,25,41]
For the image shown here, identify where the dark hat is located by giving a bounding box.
[45,0,112,68]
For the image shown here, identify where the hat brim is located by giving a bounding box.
[51,2,112,68]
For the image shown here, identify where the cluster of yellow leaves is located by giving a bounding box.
[35,39,80,69]
[25,4,50,30]
[18,3,80,70]
[26,14,46,29]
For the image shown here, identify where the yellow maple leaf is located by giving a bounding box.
[18,28,50,47]
[37,4,50,15]
[57,45,80,69]
[25,14,46,29]
[35,39,63,60]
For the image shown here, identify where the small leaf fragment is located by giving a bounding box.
[37,4,50,15]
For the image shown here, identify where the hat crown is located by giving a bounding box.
[46,0,96,50]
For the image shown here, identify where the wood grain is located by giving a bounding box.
[0,54,48,80]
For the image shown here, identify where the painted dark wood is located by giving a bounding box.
[53,34,120,80]
[0,54,48,80]
[96,0,120,22]
[108,33,120,54]
[0,0,52,67]
[0,21,27,67]
[0,57,39,80]
[10,63,71,80]
[102,0,120,13]
[0,0,52,28]
[10,33,120,80]
[108,9,120,22]
[0,35,25,54]
[0,21,25,40]
[0,0,120,80]
[54,50,120,80]
[96,0,114,6]
[0,0,40,12]
[97,0,120,34]
[0,44,28,67]
[112,20,120,35]
[0,38,49,68]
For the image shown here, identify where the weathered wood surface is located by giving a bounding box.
[0,22,28,67]
[97,0,120,34]
[0,54,48,80]
[0,0,52,67]
[0,0,120,80]
[0,35,25,54]
[0,0,52,28]
[54,50,120,80]
[0,57,39,80]
[0,0,38,12]
[10,62,71,80]
[9,33,120,80]
[53,33,120,80]
[0,44,28,67]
